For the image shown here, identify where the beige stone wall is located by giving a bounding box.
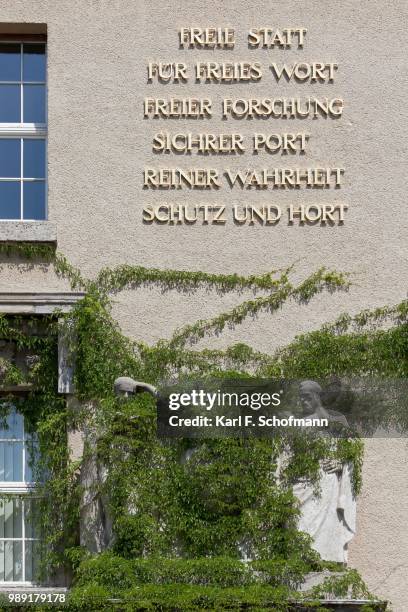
[348,439,408,610]
[0,0,406,608]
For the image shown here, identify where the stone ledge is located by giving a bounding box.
[298,572,388,610]
[298,600,387,611]
[105,599,386,611]
[0,587,67,593]
[0,292,85,313]
[0,222,57,244]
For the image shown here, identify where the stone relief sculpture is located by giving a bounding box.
[292,380,356,563]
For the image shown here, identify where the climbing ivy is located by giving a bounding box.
[0,244,403,610]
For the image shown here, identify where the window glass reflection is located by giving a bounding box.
[0,85,20,122]
[0,499,23,539]
[0,409,39,482]
[0,540,23,582]
[0,411,24,440]
[0,183,20,219]
[0,42,47,221]
[23,44,46,82]
[25,540,40,582]
[0,414,41,582]
[24,437,40,483]
[0,442,23,481]
[23,139,45,178]
[0,140,20,178]
[23,182,46,220]
[0,44,20,82]
[23,85,46,123]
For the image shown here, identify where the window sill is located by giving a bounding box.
[0,221,56,244]
[0,585,67,593]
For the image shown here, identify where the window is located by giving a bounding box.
[0,42,46,221]
[0,407,41,583]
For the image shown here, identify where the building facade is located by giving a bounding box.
[0,0,406,609]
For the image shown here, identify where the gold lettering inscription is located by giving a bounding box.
[143,204,227,223]
[253,133,309,153]
[222,98,343,119]
[270,62,338,83]
[152,133,245,154]
[144,168,221,189]
[151,132,310,154]
[195,62,262,82]
[225,168,344,188]
[144,98,212,118]
[143,27,348,228]
[179,27,235,49]
[288,203,348,223]
[147,62,188,83]
[248,28,307,48]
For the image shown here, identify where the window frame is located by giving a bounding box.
[0,40,47,222]
[0,407,40,585]
[0,294,83,586]
[0,291,82,593]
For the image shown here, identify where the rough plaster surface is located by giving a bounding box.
[348,440,408,611]
[0,0,406,607]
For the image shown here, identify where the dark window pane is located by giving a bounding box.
[11,541,23,581]
[25,436,40,482]
[23,85,45,123]
[0,44,21,82]
[23,44,46,82]
[0,182,20,219]
[25,540,41,582]
[23,139,45,178]
[25,499,41,540]
[0,140,20,178]
[1,539,23,581]
[23,181,46,220]
[0,85,20,122]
